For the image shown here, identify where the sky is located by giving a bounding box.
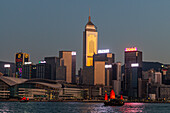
[0,0,170,71]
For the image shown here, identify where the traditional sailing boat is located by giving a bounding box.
[104,89,124,106]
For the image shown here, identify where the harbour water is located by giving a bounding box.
[0,102,170,113]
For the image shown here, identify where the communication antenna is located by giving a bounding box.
[89,8,91,21]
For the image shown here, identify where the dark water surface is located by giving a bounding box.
[0,102,170,113]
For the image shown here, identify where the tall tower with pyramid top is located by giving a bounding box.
[83,13,98,67]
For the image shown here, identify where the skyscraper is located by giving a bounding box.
[124,47,142,98]
[15,52,29,78]
[36,60,51,79]
[83,15,98,67]
[22,62,36,79]
[112,62,121,95]
[59,51,76,83]
[93,51,115,86]
[45,57,60,80]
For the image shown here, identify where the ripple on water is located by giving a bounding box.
[0,102,170,113]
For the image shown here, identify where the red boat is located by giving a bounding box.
[104,90,124,106]
[20,97,29,102]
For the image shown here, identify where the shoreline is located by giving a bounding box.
[0,99,170,103]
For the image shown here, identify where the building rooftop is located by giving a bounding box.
[0,76,27,86]
[0,76,63,89]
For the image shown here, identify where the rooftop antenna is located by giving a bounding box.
[89,8,91,21]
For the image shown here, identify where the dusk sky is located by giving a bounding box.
[0,0,170,70]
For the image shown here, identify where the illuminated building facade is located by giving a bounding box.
[15,52,29,78]
[124,47,142,98]
[59,51,76,83]
[83,15,98,67]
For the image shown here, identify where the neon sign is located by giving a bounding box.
[105,64,112,68]
[24,62,32,65]
[131,63,139,67]
[39,61,46,64]
[98,49,110,54]
[125,47,137,52]
[4,64,10,68]
[72,52,76,55]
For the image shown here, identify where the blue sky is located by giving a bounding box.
[0,0,170,70]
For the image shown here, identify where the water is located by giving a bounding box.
[0,102,170,113]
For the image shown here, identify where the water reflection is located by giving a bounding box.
[0,102,169,113]
[0,102,11,112]
[118,103,145,113]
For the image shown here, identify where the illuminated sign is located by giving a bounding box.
[18,54,21,58]
[16,59,23,62]
[39,61,46,64]
[131,63,139,67]
[98,49,110,54]
[105,64,112,68]
[24,62,32,65]
[125,47,137,52]
[72,52,76,55]
[162,69,168,71]
[18,68,22,73]
[4,64,10,68]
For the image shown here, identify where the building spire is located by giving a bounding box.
[88,8,91,22]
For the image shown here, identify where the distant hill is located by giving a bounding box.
[142,61,163,71]
[121,61,164,73]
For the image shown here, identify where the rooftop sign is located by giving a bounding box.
[125,47,137,52]
[131,63,139,67]
[4,64,10,68]
[24,62,32,65]
[98,49,110,54]
[39,61,46,64]
[105,64,112,68]
[72,52,76,55]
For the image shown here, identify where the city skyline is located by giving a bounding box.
[1,0,170,71]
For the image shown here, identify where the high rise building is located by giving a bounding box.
[83,15,98,67]
[45,57,60,80]
[0,61,15,77]
[124,47,142,98]
[93,50,115,86]
[82,49,115,86]
[155,72,162,84]
[15,52,29,78]
[59,51,76,83]
[4,64,12,77]
[112,62,121,95]
[36,60,51,79]
[22,62,36,79]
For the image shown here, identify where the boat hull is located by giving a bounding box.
[104,99,124,106]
